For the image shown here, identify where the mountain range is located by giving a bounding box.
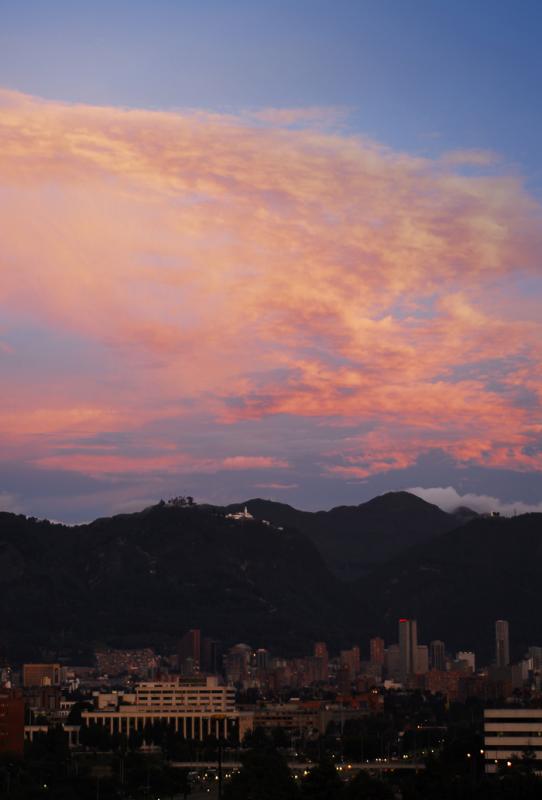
[223,491,471,578]
[0,491,539,664]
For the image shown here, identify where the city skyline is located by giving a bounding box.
[1,1,542,521]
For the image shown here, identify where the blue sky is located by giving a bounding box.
[1,0,541,186]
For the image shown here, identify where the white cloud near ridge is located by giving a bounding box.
[408,485,542,516]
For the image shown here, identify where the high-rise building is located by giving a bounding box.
[495,620,510,668]
[339,647,360,679]
[179,629,201,674]
[201,637,221,674]
[336,665,352,693]
[370,637,385,666]
[255,648,270,670]
[429,640,446,671]
[416,645,429,675]
[314,642,329,682]
[398,619,418,679]
[0,688,24,755]
[385,644,401,680]
[528,646,542,671]
[224,643,251,685]
[456,651,476,672]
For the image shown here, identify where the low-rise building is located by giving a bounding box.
[252,702,322,734]
[25,724,80,748]
[82,676,252,741]
[484,708,542,773]
[23,663,61,688]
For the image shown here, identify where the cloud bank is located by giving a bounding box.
[0,89,541,515]
[409,486,542,517]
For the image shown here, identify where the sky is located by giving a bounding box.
[1,0,541,521]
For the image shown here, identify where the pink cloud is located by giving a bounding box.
[221,456,290,470]
[0,89,541,482]
[30,450,289,478]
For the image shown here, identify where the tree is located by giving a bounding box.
[79,721,112,751]
[67,700,93,724]
[223,747,298,800]
[344,771,394,800]
[300,757,343,800]
[271,726,290,749]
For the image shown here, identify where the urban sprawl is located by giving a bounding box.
[2,617,542,796]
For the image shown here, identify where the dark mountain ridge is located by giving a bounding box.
[0,503,351,661]
[0,493,539,665]
[224,491,465,578]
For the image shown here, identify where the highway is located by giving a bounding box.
[170,759,425,772]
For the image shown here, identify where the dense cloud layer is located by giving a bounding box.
[1,89,541,517]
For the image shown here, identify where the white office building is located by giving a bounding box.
[82,676,253,741]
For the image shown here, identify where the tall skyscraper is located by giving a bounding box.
[314,642,329,682]
[179,629,201,674]
[339,647,360,679]
[429,640,446,671]
[385,644,401,679]
[495,620,510,667]
[255,648,270,670]
[201,637,221,674]
[528,647,542,671]
[370,637,385,665]
[416,645,429,675]
[399,618,418,678]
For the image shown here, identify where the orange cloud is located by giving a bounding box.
[1,88,541,483]
[31,451,289,478]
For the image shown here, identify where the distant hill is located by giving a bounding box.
[224,491,463,578]
[0,504,353,661]
[352,512,542,661]
[451,505,480,522]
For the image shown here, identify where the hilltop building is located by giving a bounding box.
[225,506,254,521]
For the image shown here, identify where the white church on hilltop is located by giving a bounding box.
[225,506,254,521]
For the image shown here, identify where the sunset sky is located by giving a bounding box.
[1,0,542,521]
